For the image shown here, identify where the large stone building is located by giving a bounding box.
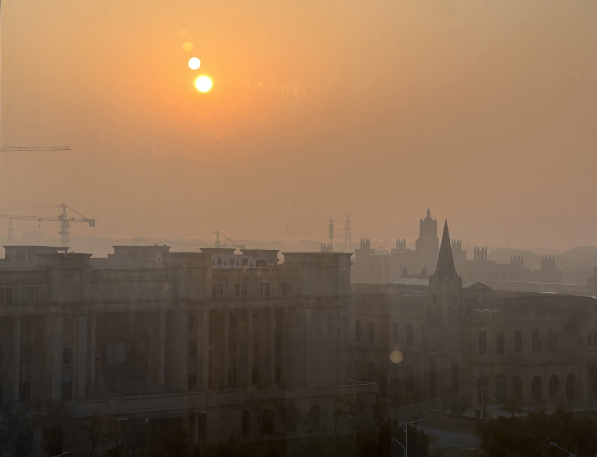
[353,210,569,294]
[351,222,597,413]
[0,245,376,456]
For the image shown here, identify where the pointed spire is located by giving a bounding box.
[401,266,408,278]
[436,220,456,274]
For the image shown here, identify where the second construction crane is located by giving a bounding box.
[0,204,95,247]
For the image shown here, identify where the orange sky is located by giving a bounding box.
[2,0,597,249]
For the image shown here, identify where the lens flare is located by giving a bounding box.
[195,76,213,93]
[390,350,404,364]
[182,42,193,52]
[188,57,201,70]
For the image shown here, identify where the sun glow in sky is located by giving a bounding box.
[5,0,597,246]
[195,75,213,93]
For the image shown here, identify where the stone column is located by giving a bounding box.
[179,311,189,390]
[76,315,88,399]
[87,314,96,397]
[200,310,210,388]
[246,309,253,385]
[13,316,21,402]
[51,315,64,400]
[269,308,276,384]
[222,311,230,387]
[158,311,166,385]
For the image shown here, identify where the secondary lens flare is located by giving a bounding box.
[195,75,213,93]
[188,57,201,70]
[182,42,193,52]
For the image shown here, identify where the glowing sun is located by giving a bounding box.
[195,75,213,93]
[188,57,201,70]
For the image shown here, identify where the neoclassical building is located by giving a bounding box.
[351,222,597,411]
[0,245,376,455]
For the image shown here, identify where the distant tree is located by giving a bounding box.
[477,409,597,457]
[372,398,389,432]
[79,411,120,457]
[148,422,192,457]
[0,403,29,456]
[330,394,349,434]
[503,396,524,418]
[31,399,73,456]
[449,396,468,423]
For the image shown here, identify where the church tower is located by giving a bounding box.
[428,220,463,317]
[426,221,464,399]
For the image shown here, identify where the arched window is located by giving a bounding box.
[566,374,576,401]
[405,365,414,393]
[309,404,321,431]
[367,361,377,383]
[477,376,489,405]
[262,409,274,435]
[513,375,523,400]
[242,410,250,437]
[549,375,560,401]
[496,375,506,404]
[532,376,542,403]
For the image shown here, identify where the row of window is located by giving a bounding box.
[478,328,556,355]
[355,321,419,347]
[210,282,292,298]
[241,403,323,436]
[0,287,42,303]
[477,373,576,404]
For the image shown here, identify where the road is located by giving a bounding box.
[419,426,480,449]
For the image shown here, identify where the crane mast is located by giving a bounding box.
[0,204,95,247]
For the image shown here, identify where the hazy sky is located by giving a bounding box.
[2,0,596,249]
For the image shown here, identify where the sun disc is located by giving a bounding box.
[195,75,213,93]
[188,57,201,70]
[182,41,193,52]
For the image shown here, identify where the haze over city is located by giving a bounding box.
[2,0,596,249]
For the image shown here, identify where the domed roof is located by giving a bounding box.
[472,309,481,317]
[481,309,492,318]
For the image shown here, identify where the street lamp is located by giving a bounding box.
[549,442,576,457]
[392,438,405,457]
[393,419,423,457]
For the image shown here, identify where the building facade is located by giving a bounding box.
[0,245,376,456]
[351,223,597,413]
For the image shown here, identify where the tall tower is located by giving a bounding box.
[343,215,352,252]
[326,216,337,252]
[415,209,439,255]
[428,221,463,317]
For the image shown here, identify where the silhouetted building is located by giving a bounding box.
[351,222,597,411]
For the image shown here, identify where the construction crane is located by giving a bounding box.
[0,204,94,247]
[0,146,71,152]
